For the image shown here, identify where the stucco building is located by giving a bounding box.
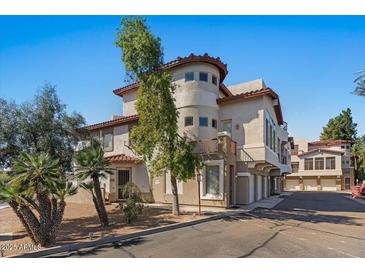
[285,139,355,191]
[82,54,292,208]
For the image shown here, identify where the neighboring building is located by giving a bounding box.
[82,54,292,207]
[285,139,355,191]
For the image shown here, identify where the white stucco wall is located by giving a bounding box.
[288,150,343,177]
[122,90,137,116]
[219,97,265,147]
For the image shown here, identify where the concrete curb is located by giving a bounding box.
[9,196,285,258]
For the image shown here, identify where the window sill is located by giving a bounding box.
[201,195,224,201]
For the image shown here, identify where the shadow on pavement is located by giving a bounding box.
[49,237,146,258]
[274,192,365,213]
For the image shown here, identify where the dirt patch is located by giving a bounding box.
[0,203,206,257]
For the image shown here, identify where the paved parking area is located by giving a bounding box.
[50,192,365,258]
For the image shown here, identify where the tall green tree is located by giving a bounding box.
[74,144,112,227]
[0,84,86,170]
[115,17,198,215]
[320,108,357,141]
[352,135,365,183]
[0,153,77,246]
[353,69,365,96]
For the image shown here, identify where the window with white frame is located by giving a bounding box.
[222,119,232,135]
[315,157,324,170]
[184,116,193,126]
[326,157,336,169]
[265,112,277,151]
[199,117,208,127]
[202,160,224,200]
[304,158,314,170]
[205,166,220,195]
[212,75,218,86]
[212,118,218,129]
[199,72,208,82]
[103,133,113,151]
[185,72,194,82]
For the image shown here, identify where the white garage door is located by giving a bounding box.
[303,179,318,191]
[285,180,300,191]
[321,179,337,191]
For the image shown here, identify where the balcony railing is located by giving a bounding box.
[194,139,219,154]
[281,121,288,132]
[194,138,237,155]
[237,146,255,162]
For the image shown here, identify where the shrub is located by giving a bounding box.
[118,182,144,224]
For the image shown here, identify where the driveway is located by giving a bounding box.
[50,192,365,258]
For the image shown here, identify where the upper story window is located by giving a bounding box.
[212,119,218,129]
[103,133,113,151]
[222,120,232,135]
[185,72,194,82]
[265,112,277,152]
[212,75,217,86]
[184,116,193,126]
[291,162,299,173]
[199,117,208,127]
[304,158,314,170]
[315,157,324,170]
[326,157,336,169]
[199,72,208,82]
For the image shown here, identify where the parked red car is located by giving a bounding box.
[351,182,365,198]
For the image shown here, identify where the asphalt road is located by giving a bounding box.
[51,192,365,258]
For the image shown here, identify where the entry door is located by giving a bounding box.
[118,168,131,199]
[345,178,351,190]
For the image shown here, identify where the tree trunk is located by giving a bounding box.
[92,177,109,227]
[48,201,66,245]
[8,200,37,244]
[18,205,44,245]
[36,191,52,244]
[171,175,180,215]
[91,193,103,223]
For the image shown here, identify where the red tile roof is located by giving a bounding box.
[216,88,284,125]
[219,83,233,96]
[309,140,353,147]
[298,148,345,157]
[85,115,138,131]
[113,53,229,97]
[104,154,141,164]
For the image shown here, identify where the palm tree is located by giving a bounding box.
[1,152,78,246]
[354,69,365,96]
[74,145,112,227]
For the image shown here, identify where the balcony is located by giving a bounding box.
[194,138,237,156]
[194,139,219,154]
[280,121,288,132]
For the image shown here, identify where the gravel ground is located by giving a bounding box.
[0,202,204,257]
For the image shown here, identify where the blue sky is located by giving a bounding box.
[0,16,364,140]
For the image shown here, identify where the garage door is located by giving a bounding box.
[285,180,300,191]
[236,177,249,205]
[321,179,337,191]
[303,179,318,191]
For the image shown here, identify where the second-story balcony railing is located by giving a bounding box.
[194,139,219,154]
[194,138,237,155]
[280,121,288,132]
[237,146,255,162]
